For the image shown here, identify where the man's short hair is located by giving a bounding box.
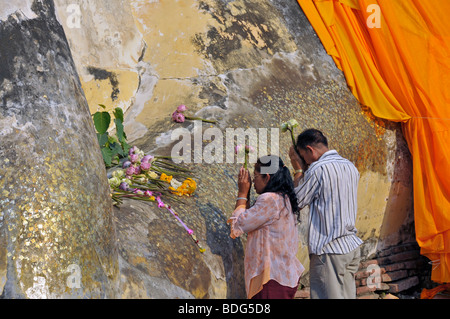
[296,129,328,150]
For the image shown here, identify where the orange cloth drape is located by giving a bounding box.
[297,0,450,283]
[421,283,450,299]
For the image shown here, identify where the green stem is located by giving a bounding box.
[185,116,217,124]
[154,166,192,179]
[154,160,191,172]
[289,129,296,148]
[244,152,248,169]
[289,129,302,158]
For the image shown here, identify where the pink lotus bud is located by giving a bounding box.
[142,155,154,163]
[140,161,151,171]
[129,146,137,155]
[172,111,185,123]
[177,104,187,113]
[129,154,139,163]
[245,145,255,153]
[122,161,132,168]
[126,166,135,176]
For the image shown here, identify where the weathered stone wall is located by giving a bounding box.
[1,0,419,298]
[0,0,117,298]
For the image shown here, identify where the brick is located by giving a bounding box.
[388,276,419,293]
[356,265,386,281]
[360,278,389,291]
[377,251,421,265]
[376,283,390,291]
[408,269,419,277]
[355,270,370,280]
[381,270,408,282]
[363,273,381,287]
[357,285,376,296]
[377,243,420,258]
[359,259,378,269]
[403,260,420,269]
[383,262,405,272]
[357,293,380,299]
[382,293,399,299]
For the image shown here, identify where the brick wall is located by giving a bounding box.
[355,242,430,299]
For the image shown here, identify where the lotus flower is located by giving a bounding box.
[122,161,132,169]
[245,145,255,153]
[108,176,121,188]
[112,169,124,178]
[172,105,216,124]
[119,182,129,191]
[172,111,185,123]
[126,166,136,176]
[129,146,137,155]
[140,161,151,171]
[142,155,154,163]
[177,104,187,113]
[129,153,139,163]
[281,119,300,148]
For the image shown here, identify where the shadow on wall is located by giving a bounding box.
[198,202,246,299]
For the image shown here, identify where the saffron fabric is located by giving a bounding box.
[297,0,450,283]
[420,283,450,299]
[228,192,304,299]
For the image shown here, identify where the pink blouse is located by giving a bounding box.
[228,192,304,299]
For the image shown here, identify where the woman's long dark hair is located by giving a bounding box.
[255,155,300,222]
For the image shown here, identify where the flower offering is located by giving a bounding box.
[172,104,217,124]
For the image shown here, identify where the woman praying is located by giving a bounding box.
[228,155,304,299]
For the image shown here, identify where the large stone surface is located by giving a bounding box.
[0,0,117,298]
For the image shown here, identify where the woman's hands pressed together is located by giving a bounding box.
[238,167,252,196]
[236,166,252,209]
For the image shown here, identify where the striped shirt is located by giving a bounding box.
[295,150,363,255]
